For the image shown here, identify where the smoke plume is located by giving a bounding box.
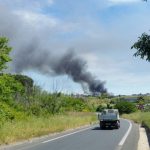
[0,5,107,94]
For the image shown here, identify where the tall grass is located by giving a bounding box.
[0,112,96,145]
[122,112,150,128]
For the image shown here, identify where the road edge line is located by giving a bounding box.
[42,126,94,143]
[118,119,132,146]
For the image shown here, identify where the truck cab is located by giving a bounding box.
[98,109,120,129]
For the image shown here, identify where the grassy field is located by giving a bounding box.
[0,112,97,145]
[122,112,150,129]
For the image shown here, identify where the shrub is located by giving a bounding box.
[0,74,24,102]
[144,104,150,112]
[115,101,137,114]
[61,97,90,112]
[0,101,27,127]
[96,104,107,112]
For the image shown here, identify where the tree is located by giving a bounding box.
[0,37,12,72]
[0,74,24,102]
[14,74,34,95]
[100,92,110,99]
[131,0,149,59]
[115,101,137,114]
[137,96,145,103]
[131,33,150,61]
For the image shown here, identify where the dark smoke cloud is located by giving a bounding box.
[0,5,107,94]
[52,51,107,94]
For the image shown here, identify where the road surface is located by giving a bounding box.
[2,119,139,150]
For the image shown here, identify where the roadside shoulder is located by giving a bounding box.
[138,126,149,150]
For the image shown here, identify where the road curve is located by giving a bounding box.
[3,119,139,150]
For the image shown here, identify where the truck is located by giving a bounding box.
[98,109,120,129]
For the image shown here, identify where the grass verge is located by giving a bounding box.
[0,112,97,145]
[122,112,150,129]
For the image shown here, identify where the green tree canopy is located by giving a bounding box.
[0,37,12,71]
[115,101,137,114]
[131,33,150,61]
[13,74,34,88]
[0,74,24,102]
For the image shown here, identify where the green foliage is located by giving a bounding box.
[137,96,144,101]
[115,101,137,114]
[41,94,63,115]
[0,74,24,102]
[131,33,150,61]
[96,104,107,112]
[0,37,12,71]
[107,103,114,109]
[100,92,110,99]
[14,74,33,89]
[96,103,114,112]
[122,112,150,129]
[0,101,27,127]
[0,113,96,144]
[40,95,91,114]
[0,102,15,124]
[28,103,43,116]
[60,96,91,112]
[13,86,92,116]
[99,92,114,99]
[144,104,150,112]
[137,96,145,105]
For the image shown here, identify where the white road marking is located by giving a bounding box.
[42,126,94,144]
[118,119,132,146]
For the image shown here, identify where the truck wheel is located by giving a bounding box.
[100,122,104,129]
[100,125,104,129]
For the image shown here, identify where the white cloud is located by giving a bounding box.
[14,10,58,29]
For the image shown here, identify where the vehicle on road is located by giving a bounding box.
[98,109,120,129]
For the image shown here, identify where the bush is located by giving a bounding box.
[115,101,137,114]
[61,96,90,112]
[0,101,27,127]
[0,102,15,123]
[0,74,24,102]
[144,104,150,112]
[96,104,107,112]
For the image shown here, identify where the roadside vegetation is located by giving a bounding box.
[0,36,150,145]
[0,37,99,144]
[122,112,150,129]
[120,96,150,130]
[0,112,96,144]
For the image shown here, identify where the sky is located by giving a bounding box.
[0,0,150,95]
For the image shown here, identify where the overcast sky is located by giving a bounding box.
[0,0,150,95]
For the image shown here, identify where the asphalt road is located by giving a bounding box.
[3,119,139,150]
